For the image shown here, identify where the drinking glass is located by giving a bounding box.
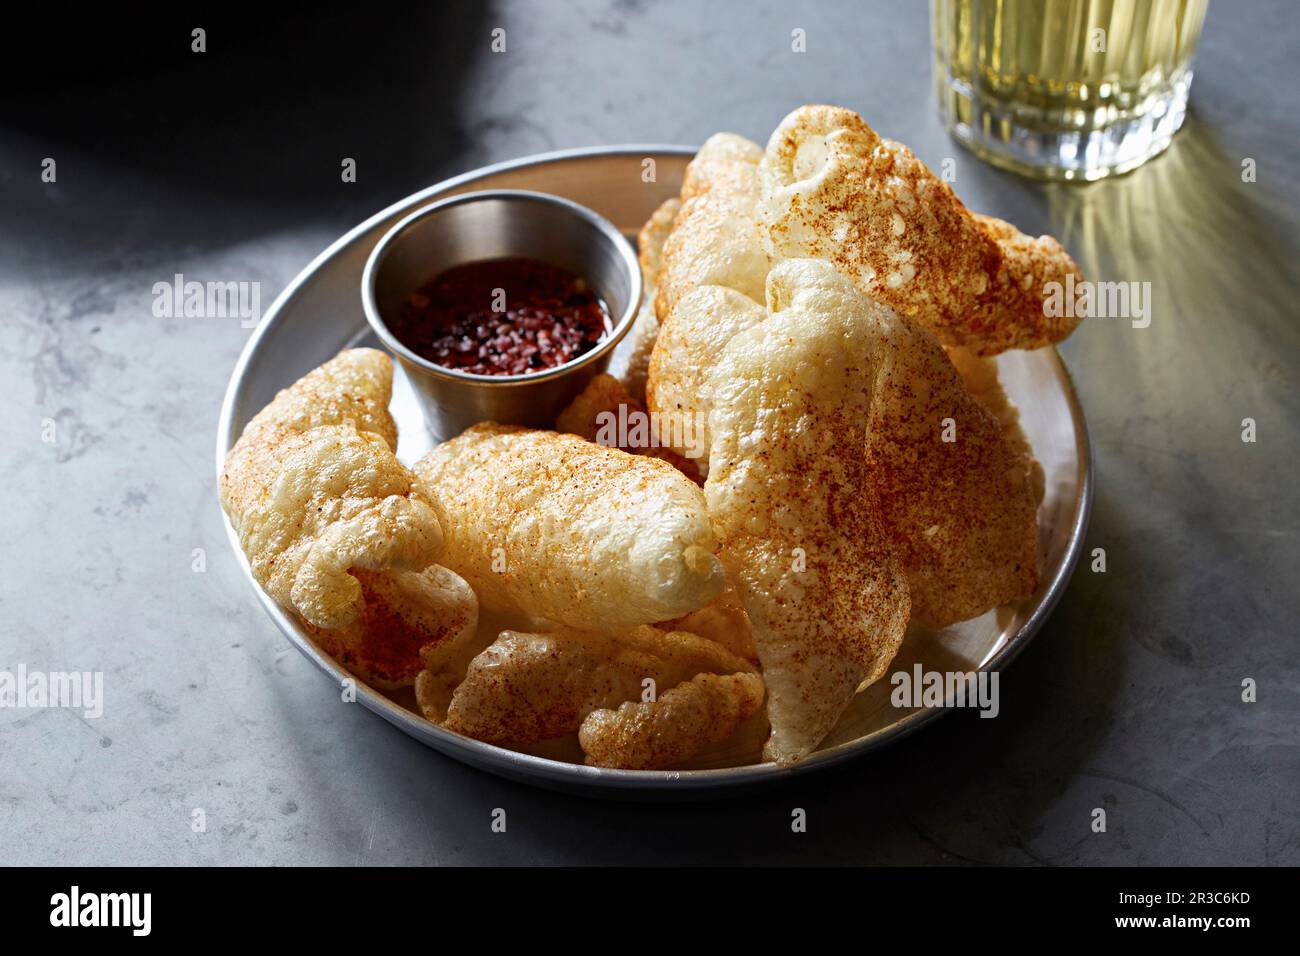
[932,0,1210,181]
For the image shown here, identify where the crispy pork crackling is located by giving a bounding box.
[432,625,759,768]
[648,267,1040,630]
[760,104,1083,355]
[655,133,770,323]
[219,349,447,631]
[413,423,725,630]
[704,259,912,765]
[578,671,766,770]
[863,286,1040,626]
[646,284,767,469]
[555,372,704,481]
[608,196,680,401]
[303,565,477,689]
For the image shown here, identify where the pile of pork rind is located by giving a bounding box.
[220,105,1082,769]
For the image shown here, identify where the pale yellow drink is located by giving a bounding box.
[932,0,1209,180]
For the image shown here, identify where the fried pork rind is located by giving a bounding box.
[305,565,477,689]
[219,350,445,630]
[705,260,911,766]
[645,285,767,469]
[680,132,764,201]
[655,133,769,322]
[221,347,398,463]
[648,258,1039,639]
[554,372,636,440]
[413,423,725,629]
[945,346,1046,505]
[555,373,702,481]
[661,578,758,664]
[866,302,1040,628]
[608,197,680,402]
[639,196,679,279]
[578,671,766,770]
[439,626,756,751]
[759,104,1083,355]
[414,666,462,725]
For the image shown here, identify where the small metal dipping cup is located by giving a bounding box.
[362,189,642,443]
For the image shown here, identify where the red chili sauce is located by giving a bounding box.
[389,257,612,376]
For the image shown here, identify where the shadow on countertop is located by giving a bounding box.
[0,8,493,259]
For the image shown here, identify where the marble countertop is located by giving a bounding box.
[2,2,1296,865]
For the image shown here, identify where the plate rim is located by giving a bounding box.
[215,144,1094,796]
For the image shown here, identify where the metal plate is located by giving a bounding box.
[216,147,1092,799]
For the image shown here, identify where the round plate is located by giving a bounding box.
[216,147,1093,799]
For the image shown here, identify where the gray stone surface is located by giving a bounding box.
[1,2,1296,865]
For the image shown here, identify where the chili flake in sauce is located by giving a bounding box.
[391,257,612,376]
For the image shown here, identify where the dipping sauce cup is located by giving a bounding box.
[362,190,642,442]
